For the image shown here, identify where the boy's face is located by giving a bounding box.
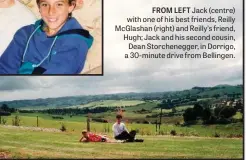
[117,118,121,124]
[39,0,75,32]
[82,132,88,138]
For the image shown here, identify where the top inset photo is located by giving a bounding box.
[0,0,102,75]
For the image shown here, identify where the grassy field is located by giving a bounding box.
[175,105,193,111]
[68,100,145,109]
[124,102,158,112]
[1,113,243,138]
[0,126,242,159]
[233,112,243,119]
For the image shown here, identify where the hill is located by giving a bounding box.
[0,84,242,110]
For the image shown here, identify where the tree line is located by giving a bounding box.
[182,101,243,125]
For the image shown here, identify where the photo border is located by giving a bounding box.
[0,0,104,76]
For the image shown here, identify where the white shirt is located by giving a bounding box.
[0,0,37,56]
[112,122,129,137]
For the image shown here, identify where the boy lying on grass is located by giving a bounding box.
[79,129,144,143]
[79,130,108,142]
[79,130,137,143]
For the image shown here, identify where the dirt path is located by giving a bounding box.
[1,125,61,133]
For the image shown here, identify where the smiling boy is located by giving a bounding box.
[0,0,93,74]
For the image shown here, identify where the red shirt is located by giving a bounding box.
[87,132,104,142]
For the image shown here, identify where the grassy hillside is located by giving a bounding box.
[0,84,242,110]
[0,126,242,159]
[68,100,145,109]
[1,113,243,137]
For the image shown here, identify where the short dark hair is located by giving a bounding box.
[36,0,76,18]
[116,114,122,119]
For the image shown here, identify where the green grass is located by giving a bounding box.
[175,105,193,111]
[124,102,158,112]
[13,113,87,122]
[68,100,145,109]
[233,112,242,119]
[0,126,242,159]
[1,113,243,138]
[197,98,214,101]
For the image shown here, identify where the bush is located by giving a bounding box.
[159,130,165,135]
[60,123,66,132]
[12,115,20,126]
[52,116,64,119]
[179,133,185,137]
[175,122,180,126]
[214,107,237,119]
[183,108,197,122]
[91,118,108,123]
[170,130,177,136]
[143,120,150,124]
[214,132,220,138]
[216,118,231,124]
[203,115,217,124]
[2,118,7,125]
[0,111,11,116]
[227,134,234,138]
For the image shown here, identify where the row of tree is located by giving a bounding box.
[31,107,117,115]
[183,102,243,125]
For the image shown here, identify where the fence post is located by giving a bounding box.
[155,120,158,133]
[37,116,39,127]
[159,108,162,134]
[87,113,91,132]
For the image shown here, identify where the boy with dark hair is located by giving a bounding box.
[112,114,143,142]
[0,0,93,74]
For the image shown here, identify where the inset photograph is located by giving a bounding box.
[0,0,102,75]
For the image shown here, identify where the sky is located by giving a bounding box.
[0,0,243,101]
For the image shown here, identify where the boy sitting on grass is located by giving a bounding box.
[112,114,144,142]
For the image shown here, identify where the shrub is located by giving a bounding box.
[214,106,237,119]
[52,116,64,119]
[2,118,7,125]
[12,115,20,126]
[60,123,66,132]
[140,129,144,136]
[145,130,152,135]
[179,133,185,137]
[214,132,220,138]
[175,122,180,126]
[227,134,234,138]
[183,108,197,122]
[143,120,150,124]
[170,130,177,136]
[159,130,165,135]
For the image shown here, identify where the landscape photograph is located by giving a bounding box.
[0,0,243,158]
